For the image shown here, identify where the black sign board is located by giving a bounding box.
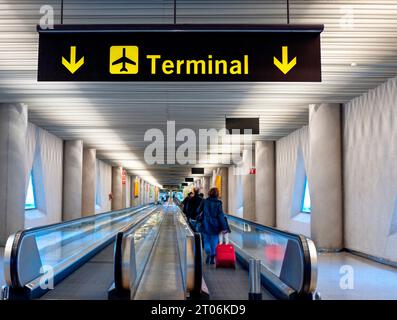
[226,117,260,134]
[37,24,323,82]
[181,183,188,187]
[191,168,205,175]
[185,177,194,182]
[162,184,179,190]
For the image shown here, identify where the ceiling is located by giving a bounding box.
[1,0,397,186]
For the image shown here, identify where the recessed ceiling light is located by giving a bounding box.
[350,62,358,67]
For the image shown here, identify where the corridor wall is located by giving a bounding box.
[343,76,397,262]
[95,159,112,213]
[24,122,63,228]
[275,126,310,237]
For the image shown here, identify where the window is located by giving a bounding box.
[25,172,37,210]
[301,176,311,213]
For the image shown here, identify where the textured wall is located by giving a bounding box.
[111,166,123,210]
[25,122,63,228]
[82,148,96,216]
[255,141,276,227]
[310,104,343,250]
[125,175,131,208]
[95,159,112,213]
[242,149,256,221]
[343,76,397,262]
[276,126,310,237]
[62,140,83,221]
[0,104,27,244]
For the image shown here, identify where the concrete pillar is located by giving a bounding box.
[111,166,123,210]
[217,167,228,212]
[140,179,144,205]
[212,169,217,187]
[145,183,149,204]
[121,170,127,209]
[146,182,150,204]
[125,175,131,207]
[309,103,343,250]
[138,178,142,205]
[63,140,83,221]
[242,148,256,221]
[228,167,236,215]
[194,178,202,190]
[255,141,276,227]
[81,148,96,216]
[202,176,210,197]
[141,180,146,205]
[0,104,27,244]
[141,181,145,205]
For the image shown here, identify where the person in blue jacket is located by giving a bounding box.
[197,187,228,264]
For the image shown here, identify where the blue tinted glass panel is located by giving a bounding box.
[25,172,37,210]
[301,177,311,213]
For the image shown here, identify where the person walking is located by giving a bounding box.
[196,187,228,264]
[182,192,193,215]
[186,188,203,229]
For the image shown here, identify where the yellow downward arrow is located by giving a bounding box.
[62,46,84,74]
[273,46,297,75]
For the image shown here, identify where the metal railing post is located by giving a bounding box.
[125,234,137,299]
[1,285,9,300]
[248,259,262,300]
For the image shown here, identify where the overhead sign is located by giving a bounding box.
[37,24,323,82]
[226,117,260,134]
[191,168,204,175]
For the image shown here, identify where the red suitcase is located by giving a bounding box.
[215,243,236,268]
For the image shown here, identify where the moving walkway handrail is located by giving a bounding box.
[225,213,317,298]
[111,202,205,300]
[3,204,155,299]
[175,207,204,298]
[112,209,162,298]
[174,198,207,299]
[174,197,317,299]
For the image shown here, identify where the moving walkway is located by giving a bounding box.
[174,199,318,300]
[108,203,205,300]
[2,200,318,300]
[109,200,318,300]
[2,204,159,299]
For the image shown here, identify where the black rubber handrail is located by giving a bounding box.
[113,209,160,291]
[16,204,151,235]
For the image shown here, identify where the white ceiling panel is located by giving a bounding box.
[0,0,396,185]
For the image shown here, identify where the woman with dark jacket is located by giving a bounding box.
[197,187,228,264]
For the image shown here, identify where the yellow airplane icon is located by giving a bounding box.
[109,46,139,74]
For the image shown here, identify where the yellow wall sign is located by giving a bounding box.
[109,46,139,74]
[134,180,139,198]
[215,175,222,198]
